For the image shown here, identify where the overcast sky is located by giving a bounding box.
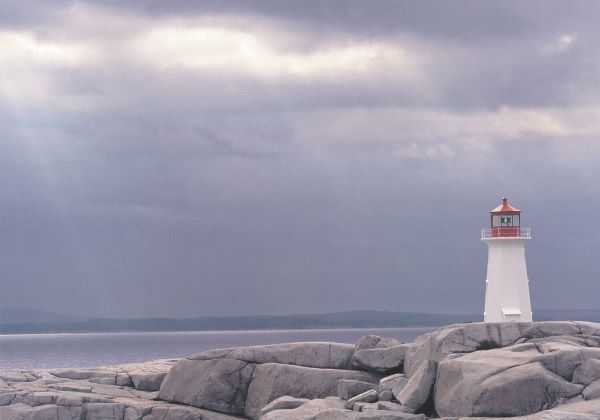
[1,1,599,318]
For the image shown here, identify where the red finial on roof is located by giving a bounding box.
[491,196,520,213]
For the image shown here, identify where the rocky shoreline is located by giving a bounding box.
[2,321,600,419]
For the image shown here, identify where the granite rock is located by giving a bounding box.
[158,358,255,415]
[189,342,355,370]
[435,348,585,417]
[396,360,437,411]
[574,359,600,386]
[245,363,380,419]
[259,396,308,417]
[344,389,378,409]
[582,378,600,400]
[260,397,352,420]
[337,379,377,400]
[351,345,410,373]
[377,401,415,413]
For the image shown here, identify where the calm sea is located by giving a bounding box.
[0,327,434,373]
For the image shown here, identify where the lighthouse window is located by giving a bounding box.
[513,214,520,226]
[501,216,512,226]
[492,215,501,226]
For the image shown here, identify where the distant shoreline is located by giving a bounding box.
[0,325,438,337]
[2,308,599,335]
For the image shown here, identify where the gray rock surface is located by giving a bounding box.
[5,322,600,420]
[378,374,409,400]
[344,389,378,408]
[352,401,378,412]
[583,378,600,400]
[435,344,586,417]
[190,342,355,369]
[378,390,393,402]
[574,359,600,385]
[259,396,309,417]
[404,321,600,378]
[377,401,415,413]
[159,358,255,415]
[0,362,241,420]
[403,322,526,377]
[245,363,380,419]
[351,345,410,373]
[260,397,351,420]
[48,359,176,393]
[353,335,401,352]
[396,360,437,411]
[359,410,426,419]
[337,379,377,400]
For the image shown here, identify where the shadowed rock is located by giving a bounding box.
[395,360,437,411]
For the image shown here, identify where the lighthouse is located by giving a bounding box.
[482,197,533,322]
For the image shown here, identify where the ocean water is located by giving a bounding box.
[0,327,434,373]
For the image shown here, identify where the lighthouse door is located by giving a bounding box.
[502,308,522,322]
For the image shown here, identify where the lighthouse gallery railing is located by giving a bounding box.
[481,227,531,239]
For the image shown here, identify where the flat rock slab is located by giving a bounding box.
[0,364,243,420]
[337,379,378,400]
[189,342,355,369]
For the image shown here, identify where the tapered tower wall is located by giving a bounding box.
[483,237,532,322]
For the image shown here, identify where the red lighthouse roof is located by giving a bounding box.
[490,196,520,213]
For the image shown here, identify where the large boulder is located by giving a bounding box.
[189,342,355,370]
[395,360,437,411]
[403,322,527,377]
[435,345,585,417]
[351,345,410,374]
[403,321,600,377]
[244,363,381,419]
[158,358,255,415]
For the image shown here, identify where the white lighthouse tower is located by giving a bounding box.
[482,197,533,322]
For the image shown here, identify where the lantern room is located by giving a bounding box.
[489,196,521,237]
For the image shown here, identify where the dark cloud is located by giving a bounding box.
[1,2,599,318]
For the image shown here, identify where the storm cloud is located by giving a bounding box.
[1,1,599,318]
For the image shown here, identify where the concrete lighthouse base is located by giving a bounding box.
[483,237,532,322]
